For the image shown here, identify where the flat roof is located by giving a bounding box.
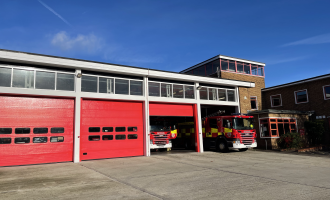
[180,55,266,73]
[262,73,330,92]
[248,109,314,115]
[0,49,255,88]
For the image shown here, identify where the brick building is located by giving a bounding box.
[257,73,330,148]
[180,55,265,114]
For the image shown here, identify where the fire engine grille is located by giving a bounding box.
[239,132,254,145]
[153,134,169,145]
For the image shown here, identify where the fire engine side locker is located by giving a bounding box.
[0,96,74,167]
[80,99,144,160]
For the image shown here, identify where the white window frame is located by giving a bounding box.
[147,80,195,99]
[294,89,309,104]
[250,96,258,110]
[270,94,282,107]
[323,85,330,100]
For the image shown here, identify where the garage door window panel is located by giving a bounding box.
[115,135,126,140]
[115,127,126,132]
[89,135,100,141]
[51,127,64,133]
[103,127,113,132]
[12,69,34,89]
[128,127,137,132]
[56,73,75,91]
[0,128,12,134]
[15,137,30,144]
[82,75,98,93]
[35,71,55,90]
[0,67,12,87]
[130,80,143,96]
[89,127,100,132]
[33,137,47,143]
[102,135,113,140]
[15,128,30,134]
[99,77,114,94]
[50,136,64,142]
[0,138,11,144]
[128,134,138,139]
[33,128,48,134]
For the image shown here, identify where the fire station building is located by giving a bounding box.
[0,49,264,167]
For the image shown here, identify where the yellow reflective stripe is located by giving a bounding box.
[171,129,177,134]
[186,133,191,136]
[202,128,205,134]
[211,128,218,133]
[218,132,223,135]
[224,128,232,133]
[191,128,194,133]
[206,132,212,137]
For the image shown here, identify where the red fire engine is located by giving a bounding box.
[177,111,257,152]
[149,125,177,150]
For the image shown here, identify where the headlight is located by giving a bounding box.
[150,140,153,144]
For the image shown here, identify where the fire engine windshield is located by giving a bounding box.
[233,118,254,130]
[150,125,170,132]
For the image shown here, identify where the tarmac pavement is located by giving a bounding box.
[1,150,330,200]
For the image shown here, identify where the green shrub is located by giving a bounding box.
[304,121,325,145]
[277,132,302,149]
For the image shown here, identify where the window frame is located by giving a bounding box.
[323,85,330,100]
[250,96,258,110]
[294,89,309,104]
[259,117,298,139]
[270,94,282,107]
[148,80,195,99]
[218,59,264,77]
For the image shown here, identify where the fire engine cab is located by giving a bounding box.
[203,112,257,152]
[149,125,177,150]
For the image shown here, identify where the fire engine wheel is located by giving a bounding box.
[239,148,248,152]
[217,140,228,153]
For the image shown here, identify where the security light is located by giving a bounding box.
[196,86,202,90]
[76,72,82,78]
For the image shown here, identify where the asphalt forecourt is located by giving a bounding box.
[1,150,330,200]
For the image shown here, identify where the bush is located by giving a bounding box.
[277,132,302,149]
[304,121,325,145]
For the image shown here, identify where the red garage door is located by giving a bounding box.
[149,103,194,116]
[80,100,144,160]
[0,96,74,167]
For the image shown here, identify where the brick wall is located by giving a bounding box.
[262,77,330,116]
[221,71,265,114]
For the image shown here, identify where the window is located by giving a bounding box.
[173,85,183,98]
[149,82,160,96]
[57,73,75,91]
[209,119,217,128]
[33,137,47,143]
[209,88,217,100]
[102,127,113,132]
[227,90,235,102]
[115,79,129,95]
[35,71,55,90]
[89,127,100,132]
[15,128,30,134]
[250,97,257,110]
[196,66,205,76]
[0,138,11,144]
[12,69,34,88]
[102,135,113,140]
[323,85,330,100]
[251,65,258,75]
[200,87,208,100]
[0,128,12,134]
[82,76,97,92]
[33,128,48,134]
[161,83,172,97]
[0,67,12,87]
[237,62,244,73]
[258,68,264,76]
[294,90,308,104]
[260,118,297,138]
[229,61,236,72]
[128,127,137,132]
[185,85,194,99]
[115,134,126,140]
[51,127,64,133]
[270,94,282,107]
[218,89,226,101]
[244,63,250,74]
[115,127,126,132]
[89,135,100,141]
[212,59,220,74]
[206,62,213,75]
[128,134,138,139]
[15,137,30,144]
[130,80,143,96]
[221,60,229,71]
[50,136,64,142]
[99,77,114,94]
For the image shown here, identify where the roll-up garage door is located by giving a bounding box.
[149,103,194,116]
[0,96,74,167]
[80,100,144,160]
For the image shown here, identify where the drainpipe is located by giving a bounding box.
[265,139,267,150]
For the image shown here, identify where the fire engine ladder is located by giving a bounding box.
[202,110,225,121]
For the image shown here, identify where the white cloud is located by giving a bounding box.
[51,31,103,53]
[282,33,330,47]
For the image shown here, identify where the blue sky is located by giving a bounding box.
[0,0,329,87]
